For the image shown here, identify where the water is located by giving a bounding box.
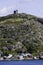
[0,60,43,65]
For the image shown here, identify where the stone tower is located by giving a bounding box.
[14,10,18,14]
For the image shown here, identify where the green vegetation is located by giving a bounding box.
[0,13,43,56]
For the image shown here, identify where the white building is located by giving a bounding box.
[7,54,12,59]
[18,55,24,60]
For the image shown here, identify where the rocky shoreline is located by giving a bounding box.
[0,52,43,61]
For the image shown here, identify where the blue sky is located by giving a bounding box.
[0,0,43,17]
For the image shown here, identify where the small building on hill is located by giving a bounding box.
[14,10,18,14]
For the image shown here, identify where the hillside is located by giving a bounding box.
[0,13,43,56]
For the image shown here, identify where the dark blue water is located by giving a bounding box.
[0,60,43,65]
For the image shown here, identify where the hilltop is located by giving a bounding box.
[0,12,43,57]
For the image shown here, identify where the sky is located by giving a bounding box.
[0,0,43,17]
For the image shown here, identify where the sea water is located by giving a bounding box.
[0,60,43,65]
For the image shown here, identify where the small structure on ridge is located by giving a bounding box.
[14,10,18,14]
